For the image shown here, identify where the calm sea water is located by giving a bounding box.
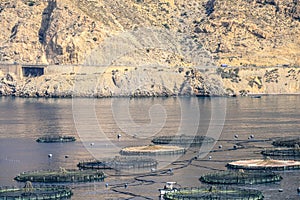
[0,96,300,199]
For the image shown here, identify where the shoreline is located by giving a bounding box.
[1,65,300,98]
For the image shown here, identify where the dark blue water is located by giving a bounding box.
[0,96,300,199]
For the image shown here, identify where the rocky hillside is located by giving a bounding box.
[0,0,300,67]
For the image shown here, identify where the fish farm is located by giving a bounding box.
[151,135,215,146]
[14,168,105,183]
[199,170,282,185]
[36,135,76,143]
[163,186,264,200]
[272,137,300,147]
[78,156,158,170]
[120,145,186,156]
[227,158,300,171]
[0,181,72,200]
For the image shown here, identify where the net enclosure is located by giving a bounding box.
[14,168,105,183]
[78,156,158,170]
[152,135,215,146]
[0,182,72,200]
[200,170,282,184]
[164,186,263,200]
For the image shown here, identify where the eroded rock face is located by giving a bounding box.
[0,0,299,67]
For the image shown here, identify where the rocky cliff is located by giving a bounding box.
[0,0,300,67]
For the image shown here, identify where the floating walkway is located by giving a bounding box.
[200,170,282,185]
[120,145,186,156]
[163,186,263,200]
[15,168,105,183]
[36,135,76,143]
[272,137,300,147]
[152,135,215,146]
[0,181,72,200]
[227,158,300,171]
[78,156,158,170]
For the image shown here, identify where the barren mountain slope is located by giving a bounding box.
[0,0,299,67]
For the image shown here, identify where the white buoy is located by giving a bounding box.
[218,145,223,149]
[90,143,94,146]
[297,187,300,193]
[250,134,254,139]
[151,168,156,172]
[48,154,52,158]
[117,134,121,140]
[234,135,238,139]
[208,156,212,160]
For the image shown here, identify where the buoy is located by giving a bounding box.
[234,135,238,139]
[250,134,254,139]
[105,183,109,188]
[48,154,52,158]
[208,156,212,160]
[278,189,283,192]
[124,183,128,189]
[151,168,156,172]
[117,134,121,140]
[90,143,94,146]
[168,168,173,173]
[218,145,222,149]
[233,145,237,149]
[65,155,69,158]
[297,187,300,193]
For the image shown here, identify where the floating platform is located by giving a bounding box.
[36,135,76,143]
[78,156,158,170]
[200,170,282,185]
[272,137,300,147]
[0,181,72,200]
[14,168,105,183]
[163,186,263,200]
[227,158,300,171]
[152,135,215,146]
[120,145,186,156]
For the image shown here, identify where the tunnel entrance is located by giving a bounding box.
[22,66,45,77]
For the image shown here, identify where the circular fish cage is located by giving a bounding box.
[163,186,263,200]
[152,135,215,146]
[227,158,300,171]
[14,168,105,183]
[200,170,282,185]
[120,145,186,156]
[36,135,76,143]
[0,182,72,200]
[272,137,300,147]
[261,148,300,157]
[78,156,158,170]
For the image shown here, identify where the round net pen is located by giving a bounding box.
[200,170,282,185]
[272,137,300,147]
[0,182,72,200]
[36,135,76,143]
[164,186,263,200]
[227,158,300,171]
[78,156,158,170]
[120,145,186,156]
[152,135,215,146]
[262,146,300,157]
[14,168,105,183]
